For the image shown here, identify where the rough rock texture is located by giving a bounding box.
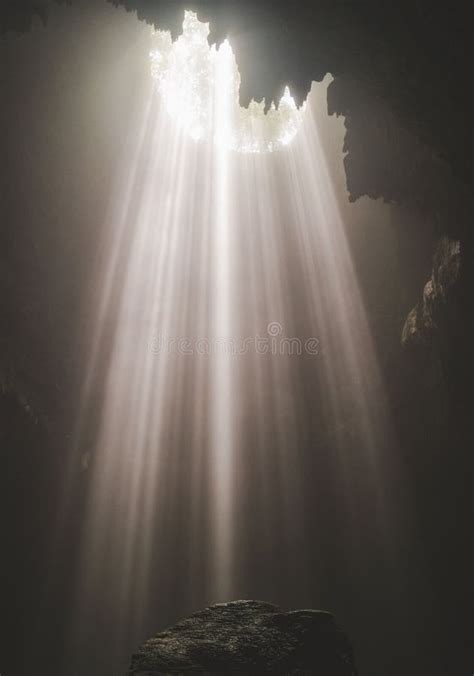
[402,237,462,348]
[129,600,357,675]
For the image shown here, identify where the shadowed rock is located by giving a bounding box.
[129,600,357,675]
[402,236,462,349]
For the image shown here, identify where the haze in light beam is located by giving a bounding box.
[65,13,402,674]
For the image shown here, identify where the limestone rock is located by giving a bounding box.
[129,600,357,675]
[402,236,462,348]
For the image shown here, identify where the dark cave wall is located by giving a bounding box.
[0,11,153,670]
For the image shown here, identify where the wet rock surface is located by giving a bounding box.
[129,600,357,675]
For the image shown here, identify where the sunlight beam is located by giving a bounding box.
[149,11,306,153]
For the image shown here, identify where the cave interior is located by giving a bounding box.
[0,2,471,675]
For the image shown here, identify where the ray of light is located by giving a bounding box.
[210,39,236,598]
[63,15,404,673]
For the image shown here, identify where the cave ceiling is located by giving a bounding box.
[1,0,470,227]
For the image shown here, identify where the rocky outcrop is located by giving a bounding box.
[402,236,462,348]
[129,600,357,675]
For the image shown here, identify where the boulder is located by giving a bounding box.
[129,600,357,675]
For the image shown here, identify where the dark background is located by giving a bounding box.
[0,2,471,674]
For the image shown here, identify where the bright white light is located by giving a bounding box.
[149,11,306,153]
